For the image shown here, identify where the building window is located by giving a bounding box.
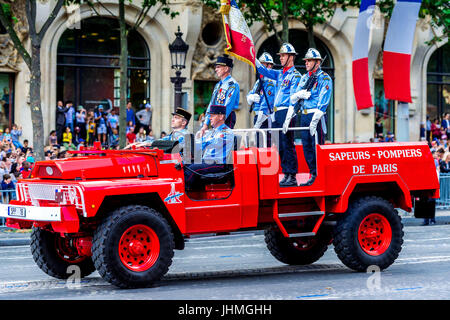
[0,73,14,131]
[57,17,150,114]
[257,29,335,142]
[427,43,450,121]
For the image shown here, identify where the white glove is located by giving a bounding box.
[247,93,260,105]
[290,89,311,104]
[254,111,268,129]
[282,107,295,134]
[310,110,324,136]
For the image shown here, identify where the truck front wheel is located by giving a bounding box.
[30,228,96,279]
[333,196,404,272]
[92,205,174,288]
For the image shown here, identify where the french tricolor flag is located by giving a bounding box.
[383,0,422,103]
[352,0,376,110]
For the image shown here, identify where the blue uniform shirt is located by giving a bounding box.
[195,123,234,164]
[204,75,240,126]
[255,59,302,110]
[161,128,189,149]
[298,69,333,113]
[247,76,276,115]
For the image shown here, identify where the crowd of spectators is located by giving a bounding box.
[0,123,35,196]
[425,113,450,175]
[47,100,167,160]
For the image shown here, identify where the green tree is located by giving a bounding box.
[0,0,66,160]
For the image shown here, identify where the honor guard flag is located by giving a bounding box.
[220,0,256,72]
[383,0,422,103]
[352,0,376,110]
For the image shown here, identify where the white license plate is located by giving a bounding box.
[8,206,27,218]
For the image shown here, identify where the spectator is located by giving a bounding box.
[126,120,135,134]
[10,124,23,149]
[86,111,96,146]
[126,101,136,126]
[431,118,441,140]
[55,100,67,143]
[75,105,87,140]
[1,173,14,190]
[146,129,155,144]
[77,139,86,151]
[136,127,147,143]
[439,152,450,173]
[21,139,33,154]
[2,127,12,144]
[442,113,450,136]
[20,161,32,178]
[136,102,152,133]
[95,105,108,146]
[65,101,75,133]
[48,130,59,148]
[62,127,76,150]
[420,122,426,141]
[126,125,136,145]
[107,109,119,138]
[426,115,432,143]
[375,117,383,139]
[109,128,119,149]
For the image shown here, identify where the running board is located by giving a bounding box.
[278,211,324,218]
[288,232,316,238]
[272,200,326,238]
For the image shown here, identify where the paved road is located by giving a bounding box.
[0,223,449,301]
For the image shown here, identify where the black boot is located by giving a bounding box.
[280,174,297,187]
[279,174,288,185]
[300,173,316,186]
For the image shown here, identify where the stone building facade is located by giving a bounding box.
[0,0,447,147]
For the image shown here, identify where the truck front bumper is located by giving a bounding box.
[0,202,79,233]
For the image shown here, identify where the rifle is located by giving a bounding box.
[249,72,272,114]
[293,55,327,114]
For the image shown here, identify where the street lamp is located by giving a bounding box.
[169,26,189,112]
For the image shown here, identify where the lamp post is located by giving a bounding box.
[169,26,189,112]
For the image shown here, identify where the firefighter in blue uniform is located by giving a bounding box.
[200,54,240,137]
[247,52,276,130]
[185,105,234,190]
[291,48,333,186]
[161,107,192,150]
[255,43,302,187]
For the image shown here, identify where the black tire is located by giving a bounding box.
[333,196,404,272]
[92,205,174,289]
[30,227,96,279]
[264,226,331,265]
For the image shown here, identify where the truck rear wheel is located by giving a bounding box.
[92,205,174,288]
[333,196,403,271]
[264,226,331,265]
[30,227,96,279]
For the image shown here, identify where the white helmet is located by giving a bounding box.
[258,52,274,64]
[303,48,323,61]
[278,43,297,55]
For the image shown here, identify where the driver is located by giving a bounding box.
[184,105,234,190]
[161,107,192,150]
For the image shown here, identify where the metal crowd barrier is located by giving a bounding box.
[0,190,16,226]
[437,173,450,210]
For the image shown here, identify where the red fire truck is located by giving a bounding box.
[0,132,439,288]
